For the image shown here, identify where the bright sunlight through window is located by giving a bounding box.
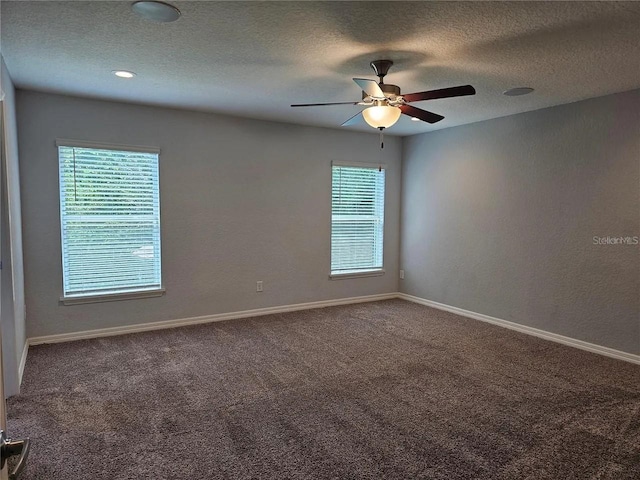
[58,142,162,299]
[331,163,385,276]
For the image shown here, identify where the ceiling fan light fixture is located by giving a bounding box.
[362,105,401,129]
[132,1,181,23]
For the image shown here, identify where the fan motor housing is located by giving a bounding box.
[362,83,401,101]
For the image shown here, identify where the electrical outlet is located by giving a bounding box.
[399,270,405,279]
[256,281,263,292]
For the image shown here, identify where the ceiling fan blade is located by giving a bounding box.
[400,105,444,124]
[402,85,476,103]
[341,111,364,127]
[353,78,385,98]
[291,101,360,107]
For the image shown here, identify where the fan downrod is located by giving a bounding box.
[370,60,393,83]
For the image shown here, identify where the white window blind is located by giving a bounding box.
[331,163,385,275]
[58,144,162,299]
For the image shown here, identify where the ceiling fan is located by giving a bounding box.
[291,60,476,131]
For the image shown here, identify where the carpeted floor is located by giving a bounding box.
[7,299,640,479]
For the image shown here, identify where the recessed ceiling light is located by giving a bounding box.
[411,117,421,122]
[113,70,136,79]
[503,87,534,96]
[132,1,181,23]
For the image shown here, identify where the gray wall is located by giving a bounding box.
[1,55,27,397]
[401,90,640,355]
[17,91,401,338]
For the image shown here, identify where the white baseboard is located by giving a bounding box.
[398,293,640,365]
[28,293,397,346]
[18,340,28,385]
[23,291,639,373]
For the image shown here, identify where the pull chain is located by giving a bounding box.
[379,127,384,149]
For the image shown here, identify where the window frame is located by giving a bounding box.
[56,139,164,305]
[329,160,386,280]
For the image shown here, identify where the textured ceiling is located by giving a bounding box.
[1,1,639,136]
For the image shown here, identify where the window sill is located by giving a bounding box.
[329,269,385,280]
[60,288,165,306]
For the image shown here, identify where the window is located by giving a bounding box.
[331,162,385,277]
[58,141,162,302]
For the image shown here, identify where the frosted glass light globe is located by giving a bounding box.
[362,106,401,129]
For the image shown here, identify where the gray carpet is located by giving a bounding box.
[8,299,640,479]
